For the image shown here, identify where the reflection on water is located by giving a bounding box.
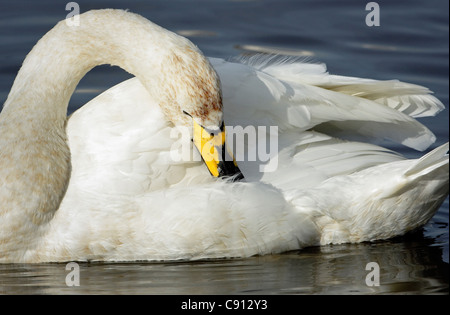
[234,44,315,56]
[0,233,447,295]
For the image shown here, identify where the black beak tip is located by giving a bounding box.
[217,160,245,182]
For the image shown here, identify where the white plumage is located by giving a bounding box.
[0,9,448,263]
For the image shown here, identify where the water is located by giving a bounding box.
[0,0,448,295]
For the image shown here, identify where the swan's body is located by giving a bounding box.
[0,10,448,263]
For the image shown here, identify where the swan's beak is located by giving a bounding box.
[192,120,244,181]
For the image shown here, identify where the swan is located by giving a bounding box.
[0,9,448,263]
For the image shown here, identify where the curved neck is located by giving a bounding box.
[0,9,210,261]
[3,9,200,122]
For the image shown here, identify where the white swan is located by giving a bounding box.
[0,9,448,263]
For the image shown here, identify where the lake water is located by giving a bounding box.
[0,0,448,295]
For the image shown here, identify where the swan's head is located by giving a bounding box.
[154,38,243,180]
[157,43,222,129]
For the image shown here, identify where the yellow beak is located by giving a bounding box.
[192,119,244,181]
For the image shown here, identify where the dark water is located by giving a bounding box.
[0,0,448,295]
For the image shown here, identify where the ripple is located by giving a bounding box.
[234,44,314,56]
[73,88,104,94]
[176,30,217,37]
[359,43,435,54]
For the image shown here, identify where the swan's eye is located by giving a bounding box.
[182,110,220,136]
[203,121,224,137]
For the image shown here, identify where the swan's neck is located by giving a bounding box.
[0,9,218,261]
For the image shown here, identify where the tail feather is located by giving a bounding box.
[405,142,449,177]
[308,144,449,244]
